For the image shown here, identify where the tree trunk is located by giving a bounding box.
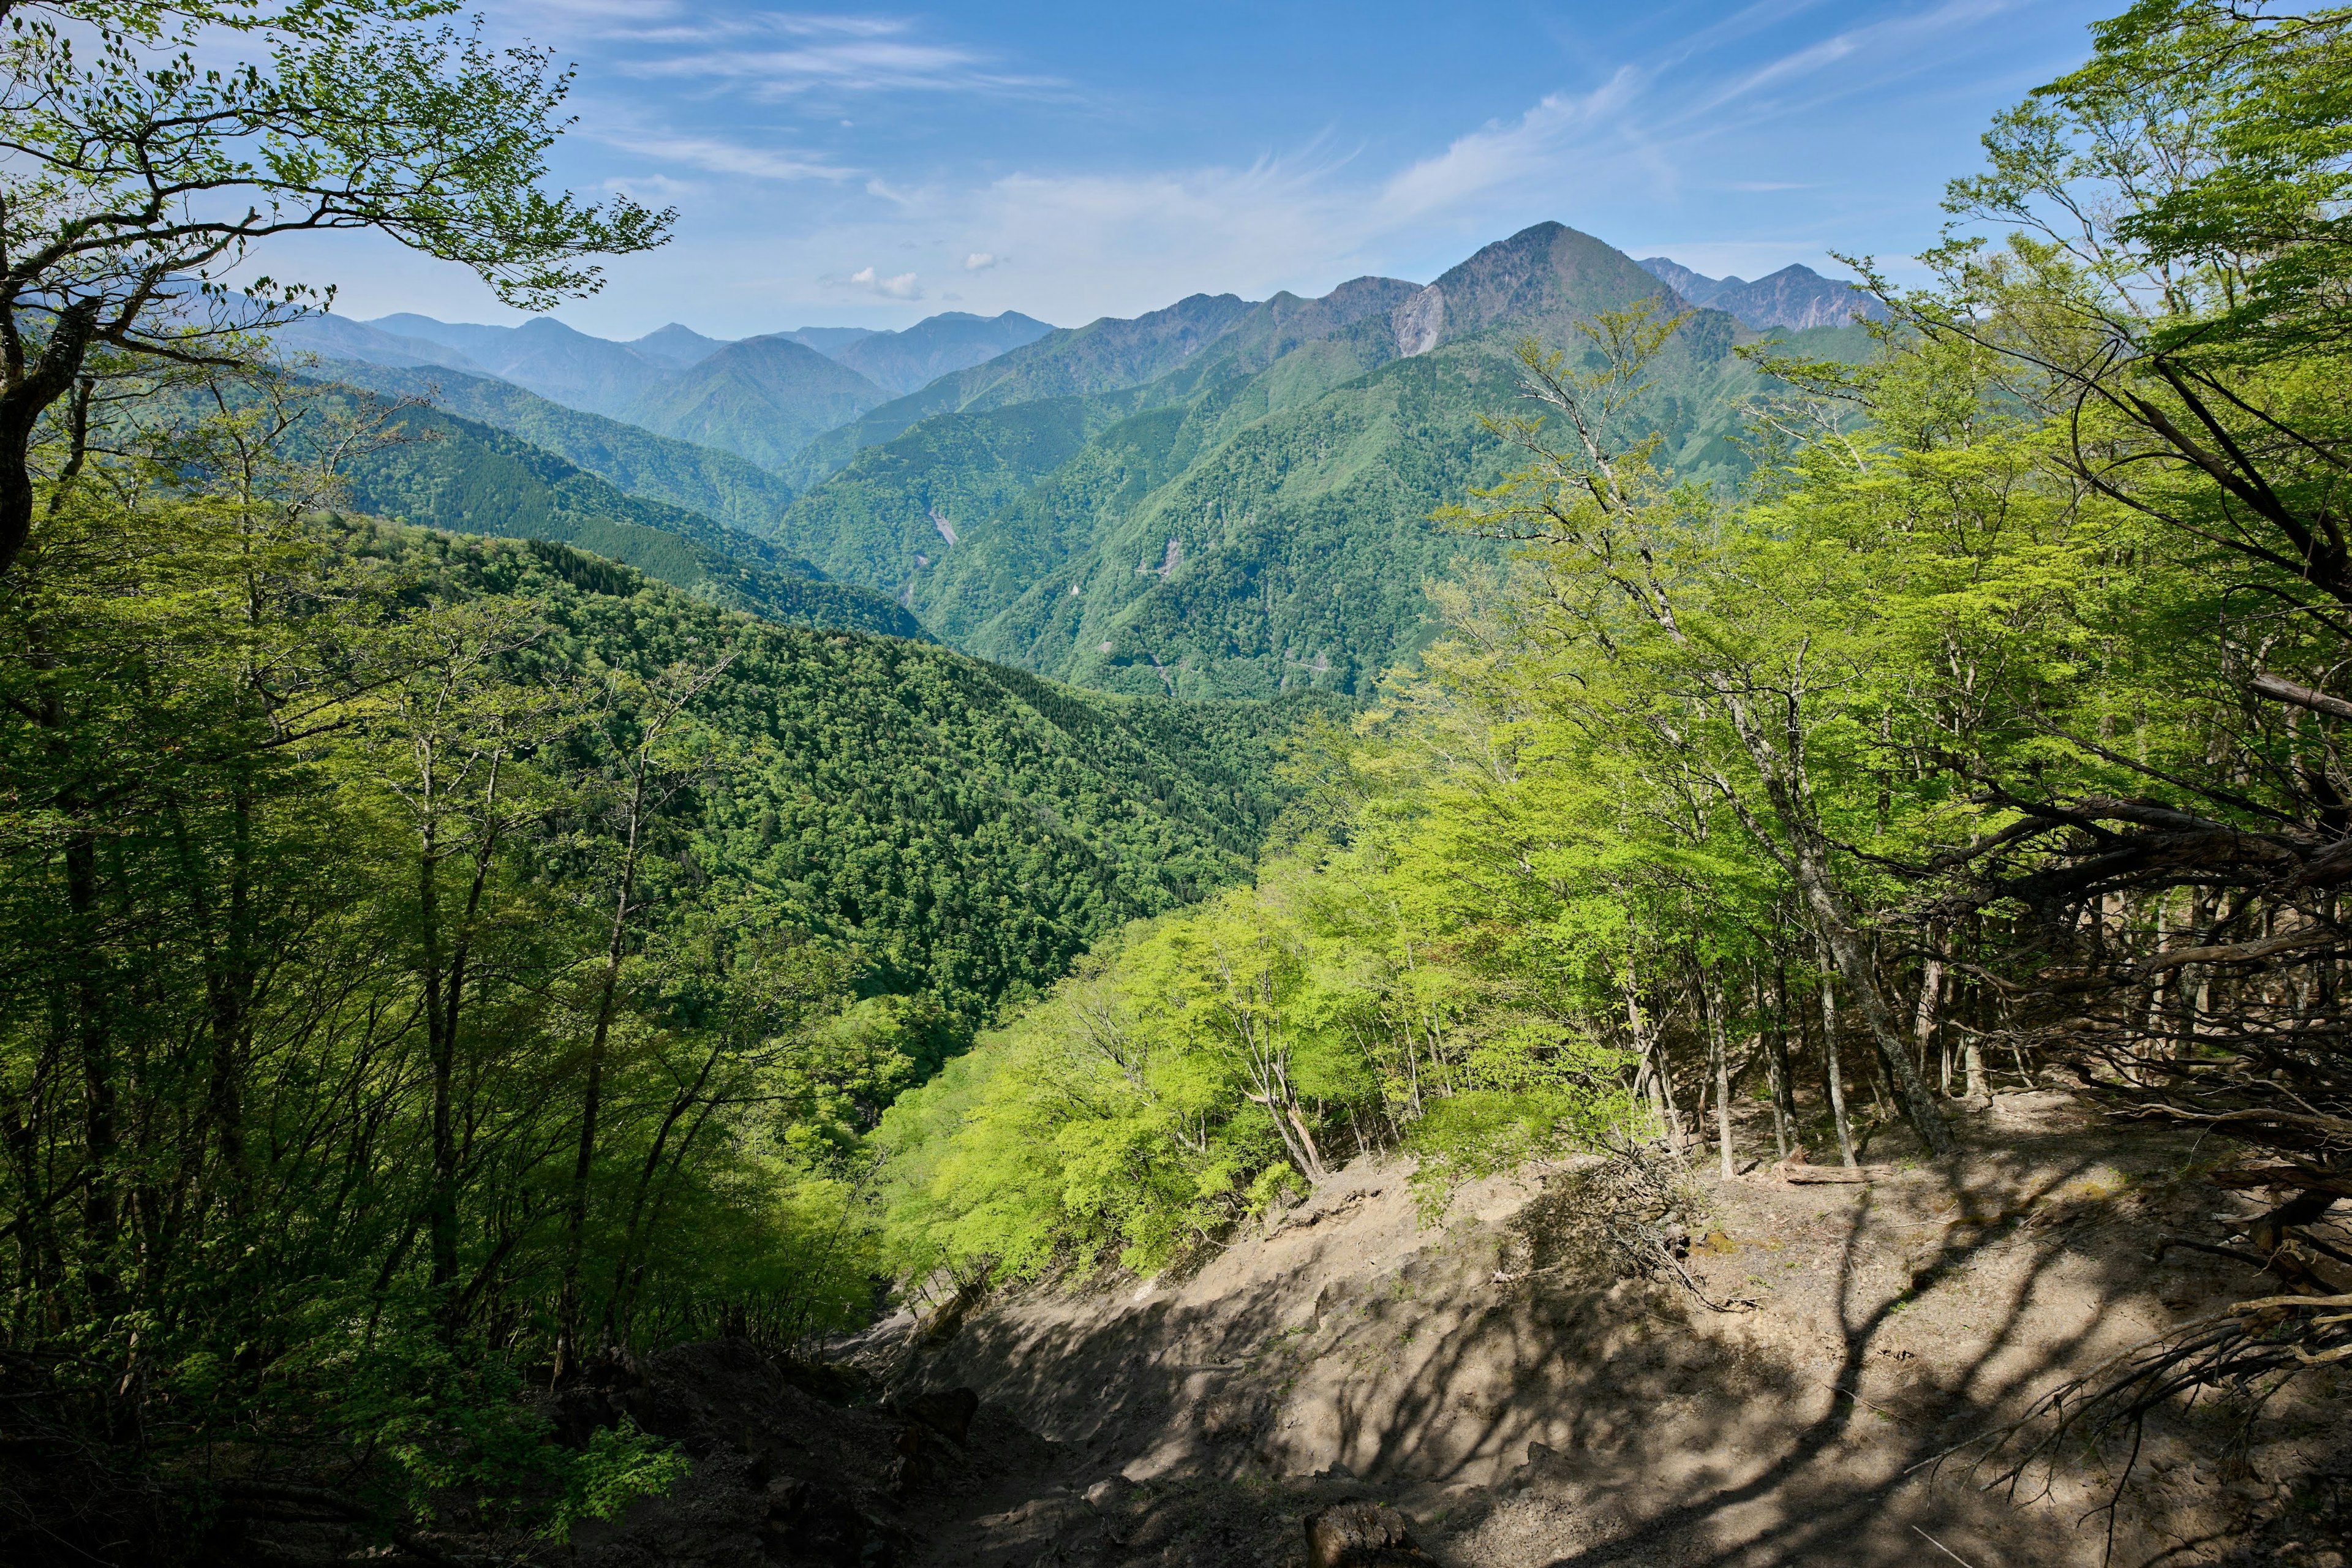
[1704,964,1735,1180]
[0,298,100,578]
[418,843,460,1338]
[1913,946,1944,1098]
[1794,866,1956,1155]
[1624,954,1683,1146]
[1817,961,1857,1169]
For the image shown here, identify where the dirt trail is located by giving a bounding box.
[871,1093,2352,1567]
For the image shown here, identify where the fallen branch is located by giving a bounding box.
[1778,1162,1898,1185]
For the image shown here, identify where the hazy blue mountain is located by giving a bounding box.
[368,313,520,363]
[309,359,799,538]
[628,323,732,368]
[1636,257,1888,330]
[271,314,493,375]
[418,316,673,417]
[619,334,893,472]
[833,310,1057,394]
[780,326,880,355]
[330,312,1053,458]
[1635,257,1719,305]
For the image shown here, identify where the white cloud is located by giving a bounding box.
[619,19,1061,100]
[608,134,853,183]
[963,252,999,271]
[1377,70,1645,224]
[848,265,922,300]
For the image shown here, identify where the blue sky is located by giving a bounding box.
[272,1,2117,340]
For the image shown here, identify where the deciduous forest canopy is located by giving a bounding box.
[5,0,2352,1561]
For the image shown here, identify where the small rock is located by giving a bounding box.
[884,1385,979,1445]
[1082,1477,1126,1511]
[1305,1501,1435,1567]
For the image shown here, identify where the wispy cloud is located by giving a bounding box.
[608,14,1060,99]
[963,252,1000,271]
[1377,70,1645,224]
[605,134,854,183]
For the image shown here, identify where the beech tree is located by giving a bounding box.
[0,0,669,575]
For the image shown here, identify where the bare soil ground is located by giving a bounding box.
[864,1091,2352,1568]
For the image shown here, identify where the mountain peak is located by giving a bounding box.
[1391,222,1673,355]
[630,322,731,369]
[1636,255,1887,330]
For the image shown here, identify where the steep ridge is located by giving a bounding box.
[769,282,1419,609]
[766,397,1105,592]
[782,293,1262,489]
[1388,221,1674,350]
[1638,256,1890,330]
[325,393,919,636]
[778,222,1855,698]
[307,358,801,538]
[622,334,894,470]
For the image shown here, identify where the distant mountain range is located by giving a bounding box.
[273,308,1054,473]
[1635,257,1888,330]
[265,227,1880,692]
[766,222,1876,698]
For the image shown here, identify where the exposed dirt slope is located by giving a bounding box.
[873,1093,2351,1567]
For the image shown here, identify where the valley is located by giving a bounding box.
[277,221,1877,696]
[5,6,2348,1566]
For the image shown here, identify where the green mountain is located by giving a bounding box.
[621,334,894,470]
[767,278,1422,605]
[768,223,1866,696]
[781,292,1264,489]
[352,522,1326,1049]
[309,358,800,538]
[326,394,921,637]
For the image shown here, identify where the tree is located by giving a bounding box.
[1450,311,1961,1156]
[0,0,671,575]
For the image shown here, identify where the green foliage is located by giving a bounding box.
[548,1422,694,1540]
[773,222,1874,699]
[875,838,1640,1280]
[311,358,803,538]
[330,394,922,636]
[0,429,1310,1546]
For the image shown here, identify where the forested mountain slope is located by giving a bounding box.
[782,292,1266,488]
[777,222,1869,696]
[621,333,894,470]
[766,281,1423,598]
[312,358,802,537]
[327,394,921,636]
[350,522,1320,1056]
